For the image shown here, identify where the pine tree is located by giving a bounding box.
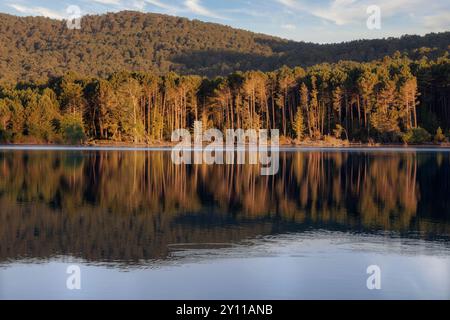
[293,107,306,140]
[300,83,310,137]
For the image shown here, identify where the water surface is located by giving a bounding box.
[0,148,449,299]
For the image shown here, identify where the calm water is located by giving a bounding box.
[0,148,449,300]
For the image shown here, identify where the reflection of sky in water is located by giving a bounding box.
[1,231,449,300]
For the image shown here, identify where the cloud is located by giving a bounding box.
[8,4,66,20]
[423,13,450,31]
[311,0,365,26]
[147,0,228,20]
[129,1,146,11]
[222,8,267,18]
[91,0,122,5]
[92,0,147,11]
[276,0,311,12]
[145,0,181,14]
[281,24,296,30]
[275,0,446,27]
[184,0,226,19]
[7,0,227,21]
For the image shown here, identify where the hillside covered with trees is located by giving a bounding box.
[0,11,449,82]
[0,11,449,145]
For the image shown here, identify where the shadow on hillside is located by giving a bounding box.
[169,40,390,76]
[171,49,284,76]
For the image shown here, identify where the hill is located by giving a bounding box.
[0,10,449,82]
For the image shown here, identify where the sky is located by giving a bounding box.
[0,0,449,43]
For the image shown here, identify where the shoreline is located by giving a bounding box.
[1,141,450,150]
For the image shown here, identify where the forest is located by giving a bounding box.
[0,51,449,144]
[0,11,449,82]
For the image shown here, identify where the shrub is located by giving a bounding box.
[324,135,350,146]
[279,135,294,145]
[402,127,431,144]
[434,127,447,143]
[333,124,349,140]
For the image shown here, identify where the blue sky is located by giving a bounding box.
[1,0,449,43]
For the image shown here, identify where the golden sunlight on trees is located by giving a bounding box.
[0,53,449,144]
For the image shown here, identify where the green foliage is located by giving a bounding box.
[402,127,432,144]
[417,108,440,133]
[2,98,24,140]
[24,90,59,142]
[0,126,11,143]
[61,113,85,144]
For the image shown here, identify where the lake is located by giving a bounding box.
[0,148,449,299]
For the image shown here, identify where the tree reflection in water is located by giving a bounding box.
[0,150,449,264]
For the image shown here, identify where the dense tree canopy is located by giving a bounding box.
[0,52,449,144]
[0,11,449,82]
